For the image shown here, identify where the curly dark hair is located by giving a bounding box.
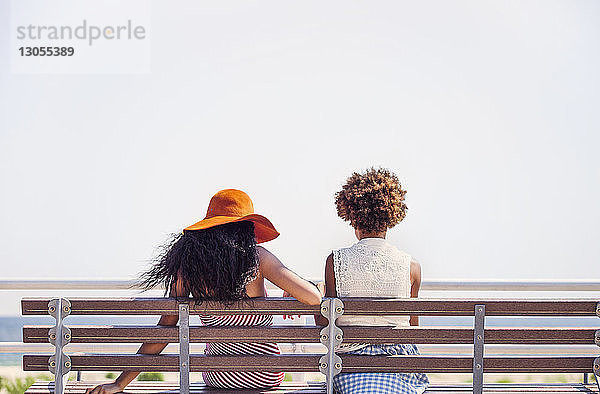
[335,167,407,233]
[139,221,259,304]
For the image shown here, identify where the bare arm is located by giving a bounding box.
[258,246,322,305]
[314,253,336,326]
[409,258,422,326]
[86,278,186,394]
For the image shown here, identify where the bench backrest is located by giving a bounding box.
[21,297,600,394]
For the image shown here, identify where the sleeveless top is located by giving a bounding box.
[333,238,412,351]
[200,314,285,389]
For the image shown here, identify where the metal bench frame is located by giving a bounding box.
[23,297,600,394]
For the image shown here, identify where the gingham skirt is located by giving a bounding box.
[333,344,429,394]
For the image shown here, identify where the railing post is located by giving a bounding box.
[47,298,71,394]
[179,302,190,394]
[473,304,485,394]
[319,298,344,394]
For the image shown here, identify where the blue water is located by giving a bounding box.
[0,316,158,366]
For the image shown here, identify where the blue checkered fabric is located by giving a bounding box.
[333,344,429,394]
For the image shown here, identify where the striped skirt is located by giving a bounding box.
[333,344,429,394]
[200,314,285,389]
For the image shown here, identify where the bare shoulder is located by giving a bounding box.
[256,245,275,259]
[256,245,284,272]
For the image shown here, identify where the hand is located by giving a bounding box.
[85,382,124,394]
[282,291,301,320]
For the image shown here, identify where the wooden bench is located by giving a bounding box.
[21,297,600,393]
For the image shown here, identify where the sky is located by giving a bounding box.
[0,1,599,314]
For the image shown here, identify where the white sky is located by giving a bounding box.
[1,1,599,314]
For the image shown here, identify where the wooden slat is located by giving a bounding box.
[344,327,599,345]
[341,355,596,373]
[25,382,600,394]
[23,354,322,372]
[21,298,319,316]
[26,381,327,393]
[23,325,321,343]
[478,327,598,345]
[424,384,600,393]
[22,354,598,374]
[23,325,599,345]
[21,297,599,316]
[341,299,599,316]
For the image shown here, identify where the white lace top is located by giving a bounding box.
[333,238,412,338]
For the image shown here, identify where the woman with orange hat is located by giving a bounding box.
[86,189,322,393]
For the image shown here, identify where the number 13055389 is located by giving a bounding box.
[19,47,74,56]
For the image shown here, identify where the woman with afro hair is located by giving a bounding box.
[318,168,429,394]
[86,189,322,393]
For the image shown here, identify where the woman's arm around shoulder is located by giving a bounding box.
[257,246,322,305]
[409,258,422,326]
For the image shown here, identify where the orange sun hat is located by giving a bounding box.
[184,189,280,244]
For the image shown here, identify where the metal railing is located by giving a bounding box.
[2,278,600,291]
